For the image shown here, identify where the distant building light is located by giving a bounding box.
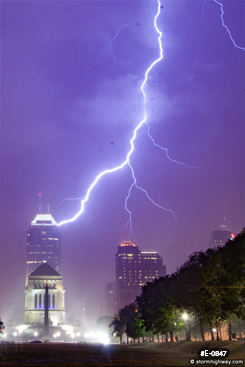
[120,241,136,247]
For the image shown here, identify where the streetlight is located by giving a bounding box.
[182,312,189,341]
[182,313,188,321]
[213,327,219,341]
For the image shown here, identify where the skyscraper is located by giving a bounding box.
[209,225,235,249]
[26,213,61,285]
[115,241,166,310]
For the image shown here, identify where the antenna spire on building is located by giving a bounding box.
[38,193,42,214]
[47,193,50,214]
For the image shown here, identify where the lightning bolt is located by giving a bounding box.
[124,164,177,234]
[58,0,244,229]
[58,0,173,227]
[212,0,245,51]
[110,24,127,63]
[146,123,201,169]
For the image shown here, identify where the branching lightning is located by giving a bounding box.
[146,123,201,169]
[58,0,173,227]
[212,0,245,51]
[109,0,155,62]
[125,163,177,234]
[110,24,127,62]
[58,0,244,229]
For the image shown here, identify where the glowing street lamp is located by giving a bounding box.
[182,312,189,341]
[182,312,188,321]
[213,326,219,341]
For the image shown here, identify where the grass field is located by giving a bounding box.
[0,340,244,366]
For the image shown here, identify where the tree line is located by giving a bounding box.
[110,229,245,343]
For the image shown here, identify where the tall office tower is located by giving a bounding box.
[26,213,61,286]
[209,224,235,249]
[115,241,166,310]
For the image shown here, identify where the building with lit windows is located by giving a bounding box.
[138,251,166,285]
[209,225,235,249]
[26,213,61,285]
[24,262,65,326]
[115,241,166,310]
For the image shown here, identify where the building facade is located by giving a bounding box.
[138,251,166,286]
[24,262,65,326]
[115,241,166,310]
[26,213,61,285]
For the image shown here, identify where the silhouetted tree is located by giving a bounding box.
[109,314,126,344]
[200,230,245,339]
[0,320,5,334]
[126,311,147,343]
[97,315,113,330]
[137,276,184,341]
[109,303,139,344]
[172,249,217,340]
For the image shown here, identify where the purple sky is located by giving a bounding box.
[1,0,244,323]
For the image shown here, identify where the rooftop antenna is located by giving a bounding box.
[38,193,42,214]
[47,193,50,214]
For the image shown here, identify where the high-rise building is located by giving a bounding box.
[115,241,166,310]
[209,225,235,249]
[26,213,61,285]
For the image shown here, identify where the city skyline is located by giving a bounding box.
[0,204,240,324]
[1,0,244,323]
